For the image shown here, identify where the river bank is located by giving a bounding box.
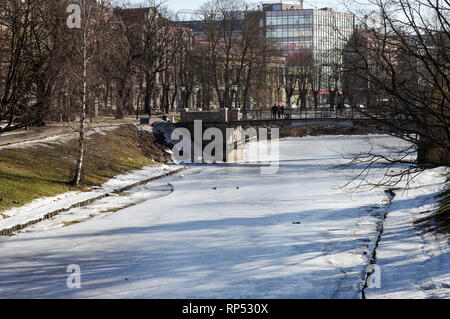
[0,124,171,213]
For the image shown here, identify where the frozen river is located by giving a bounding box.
[0,135,409,298]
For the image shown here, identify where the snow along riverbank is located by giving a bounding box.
[0,135,447,298]
[365,167,449,299]
[0,164,183,235]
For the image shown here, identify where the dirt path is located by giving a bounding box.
[0,117,165,147]
[1,125,70,146]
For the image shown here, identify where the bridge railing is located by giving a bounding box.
[241,108,368,121]
[240,108,421,122]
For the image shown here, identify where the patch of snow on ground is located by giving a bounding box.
[0,164,182,232]
[365,167,449,299]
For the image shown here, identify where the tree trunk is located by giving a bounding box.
[286,93,292,108]
[144,73,154,116]
[72,6,87,186]
[313,91,319,109]
[300,90,307,109]
[136,79,143,120]
[171,86,177,111]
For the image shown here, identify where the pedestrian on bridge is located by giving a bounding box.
[271,104,277,119]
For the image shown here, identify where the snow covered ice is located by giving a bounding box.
[0,135,448,299]
[365,166,449,299]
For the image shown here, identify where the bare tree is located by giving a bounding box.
[284,70,297,108]
[68,0,113,186]
[239,9,273,111]
[340,0,449,187]
[194,0,274,110]
[198,0,240,108]
[282,52,314,110]
[117,2,182,116]
[311,64,323,110]
[297,62,314,109]
[0,0,67,133]
[159,17,192,113]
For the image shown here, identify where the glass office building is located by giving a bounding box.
[266,8,314,63]
[262,2,354,92]
[179,2,354,98]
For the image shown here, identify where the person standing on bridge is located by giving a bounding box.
[271,104,277,119]
[277,104,281,119]
[281,105,285,119]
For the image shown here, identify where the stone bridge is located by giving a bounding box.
[174,108,419,162]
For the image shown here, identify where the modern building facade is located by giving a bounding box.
[261,2,354,98]
[178,1,354,108]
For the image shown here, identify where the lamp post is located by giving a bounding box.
[135,85,140,120]
[181,86,186,110]
[221,83,225,108]
[232,84,238,109]
[194,85,200,110]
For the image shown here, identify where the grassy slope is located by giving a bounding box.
[0,125,158,213]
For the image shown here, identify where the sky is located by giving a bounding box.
[165,0,343,11]
[128,0,362,13]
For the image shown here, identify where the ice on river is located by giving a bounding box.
[0,135,445,298]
